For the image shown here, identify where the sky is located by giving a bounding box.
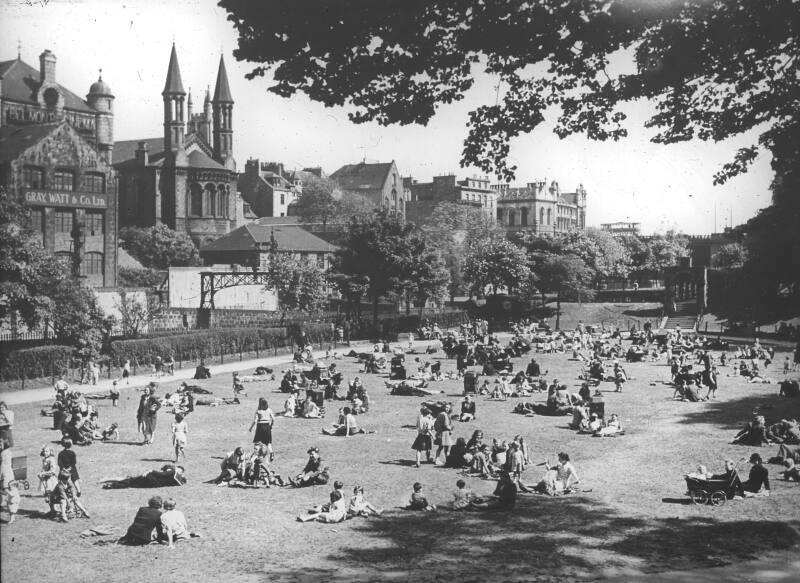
[0,0,775,234]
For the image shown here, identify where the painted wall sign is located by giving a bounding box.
[24,190,107,209]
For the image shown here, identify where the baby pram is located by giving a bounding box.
[11,455,31,490]
[684,472,741,506]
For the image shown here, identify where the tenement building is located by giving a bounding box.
[113,44,238,248]
[0,48,118,287]
[495,180,587,235]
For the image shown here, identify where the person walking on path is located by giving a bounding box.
[137,383,161,445]
[249,398,276,461]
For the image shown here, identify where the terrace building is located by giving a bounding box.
[495,180,587,235]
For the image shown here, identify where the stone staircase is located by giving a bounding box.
[663,300,699,332]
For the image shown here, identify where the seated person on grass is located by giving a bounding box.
[593,413,624,437]
[742,453,770,496]
[408,482,436,511]
[160,498,201,547]
[297,489,347,523]
[524,453,579,495]
[348,485,382,517]
[212,448,246,485]
[732,415,770,446]
[119,496,162,545]
[468,471,518,511]
[289,447,329,488]
[321,407,372,436]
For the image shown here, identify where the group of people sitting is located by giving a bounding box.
[297,480,382,523]
[212,445,330,489]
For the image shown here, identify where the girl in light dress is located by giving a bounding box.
[172,413,188,462]
[348,485,381,517]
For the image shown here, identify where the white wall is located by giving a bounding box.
[168,266,279,310]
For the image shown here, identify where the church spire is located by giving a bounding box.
[162,43,185,96]
[212,54,233,103]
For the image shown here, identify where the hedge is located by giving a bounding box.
[1,345,74,381]
[109,324,339,368]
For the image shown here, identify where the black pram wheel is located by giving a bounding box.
[709,491,727,506]
[690,489,708,505]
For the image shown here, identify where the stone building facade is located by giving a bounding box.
[329,161,403,217]
[113,45,237,248]
[0,49,117,287]
[495,180,587,235]
[404,174,496,225]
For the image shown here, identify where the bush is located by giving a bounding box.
[1,345,74,381]
[109,327,295,367]
[118,267,165,288]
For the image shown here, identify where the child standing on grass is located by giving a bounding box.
[2,480,20,524]
[408,482,436,511]
[172,413,188,463]
[110,380,120,407]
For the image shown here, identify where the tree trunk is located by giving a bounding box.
[555,289,562,331]
[405,290,411,316]
[372,295,379,330]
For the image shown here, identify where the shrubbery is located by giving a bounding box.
[1,345,74,381]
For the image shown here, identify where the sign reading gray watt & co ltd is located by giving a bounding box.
[24,190,107,209]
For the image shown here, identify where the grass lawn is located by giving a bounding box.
[2,340,799,582]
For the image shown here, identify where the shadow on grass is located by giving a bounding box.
[261,495,800,582]
[675,391,800,430]
[623,307,663,318]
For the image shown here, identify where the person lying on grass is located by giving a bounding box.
[100,464,187,489]
[321,407,373,436]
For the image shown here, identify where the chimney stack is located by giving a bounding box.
[39,50,56,83]
[135,141,149,166]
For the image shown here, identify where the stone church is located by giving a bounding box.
[114,45,238,247]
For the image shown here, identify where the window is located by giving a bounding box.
[540,208,545,225]
[317,253,325,269]
[496,208,504,224]
[85,211,104,236]
[81,172,105,193]
[29,209,44,234]
[280,193,285,206]
[55,251,72,266]
[190,183,202,216]
[547,208,552,225]
[204,183,216,217]
[217,185,226,217]
[55,211,73,233]
[508,210,516,227]
[521,207,528,227]
[81,252,104,276]
[22,166,44,188]
[53,169,75,191]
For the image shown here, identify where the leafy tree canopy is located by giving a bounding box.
[222,0,798,191]
[463,236,530,296]
[263,251,330,319]
[120,224,201,270]
[292,175,375,228]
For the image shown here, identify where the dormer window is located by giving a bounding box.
[44,87,60,109]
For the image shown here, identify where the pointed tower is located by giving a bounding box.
[212,54,234,169]
[162,44,186,155]
[87,71,115,164]
[201,86,212,144]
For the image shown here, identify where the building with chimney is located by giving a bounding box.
[329,161,403,217]
[113,45,237,247]
[404,174,497,225]
[0,48,118,287]
[495,180,587,235]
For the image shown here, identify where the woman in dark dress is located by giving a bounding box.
[119,496,163,545]
[249,398,276,460]
[57,439,81,495]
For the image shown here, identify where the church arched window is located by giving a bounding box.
[521,207,528,227]
[189,183,202,217]
[540,207,545,225]
[547,208,552,225]
[204,183,216,217]
[508,209,516,227]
